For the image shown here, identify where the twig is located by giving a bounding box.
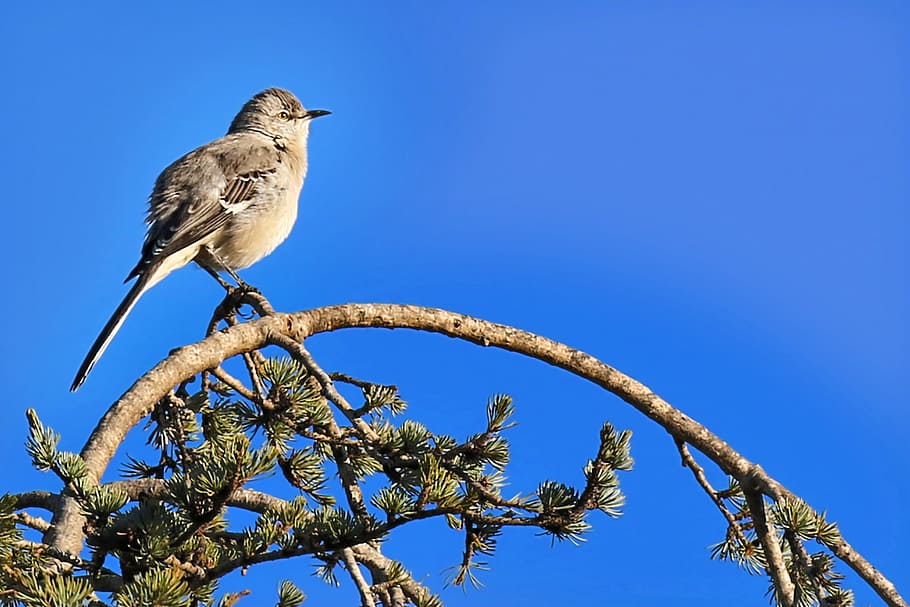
[674,438,750,550]
[260,334,374,521]
[207,290,269,399]
[330,372,375,389]
[342,547,377,607]
[209,366,257,402]
[331,443,370,519]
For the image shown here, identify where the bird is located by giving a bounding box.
[71,88,330,391]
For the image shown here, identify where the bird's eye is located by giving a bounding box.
[278,110,291,120]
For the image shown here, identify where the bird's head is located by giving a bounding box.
[228,88,330,145]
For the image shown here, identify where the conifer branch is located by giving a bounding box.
[36,301,903,607]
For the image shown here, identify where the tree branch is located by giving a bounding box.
[351,544,432,607]
[108,478,288,513]
[12,491,60,512]
[342,547,377,607]
[44,303,903,607]
[674,438,750,550]
[14,512,50,533]
[743,487,795,607]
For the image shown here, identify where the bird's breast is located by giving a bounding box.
[208,183,301,270]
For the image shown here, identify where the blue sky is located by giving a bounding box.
[0,1,906,605]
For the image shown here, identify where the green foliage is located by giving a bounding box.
[8,344,866,607]
[81,485,130,519]
[279,449,333,505]
[706,482,853,606]
[115,567,192,607]
[362,383,408,416]
[12,356,638,606]
[771,498,842,547]
[276,579,306,607]
[13,572,93,607]
[24,409,59,472]
[371,486,417,519]
[0,494,23,548]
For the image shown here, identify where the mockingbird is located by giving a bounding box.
[71,88,329,391]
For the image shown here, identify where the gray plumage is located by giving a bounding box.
[71,88,329,391]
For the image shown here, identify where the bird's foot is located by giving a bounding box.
[231,280,260,295]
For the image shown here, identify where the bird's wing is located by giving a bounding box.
[128,136,280,280]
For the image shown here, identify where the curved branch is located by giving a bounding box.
[44,303,904,607]
[13,491,60,512]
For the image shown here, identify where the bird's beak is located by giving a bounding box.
[302,109,331,120]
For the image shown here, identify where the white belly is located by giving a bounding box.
[209,187,300,270]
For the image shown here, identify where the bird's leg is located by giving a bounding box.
[224,267,254,292]
[199,249,262,322]
[199,247,258,293]
[200,262,234,292]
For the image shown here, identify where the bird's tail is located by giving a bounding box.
[70,272,153,391]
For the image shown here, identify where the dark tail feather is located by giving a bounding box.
[71,273,152,391]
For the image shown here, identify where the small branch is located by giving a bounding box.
[202,545,309,582]
[743,487,795,607]
[674,439,750,550]
[342,547,377,607]
[352,544,431,607]
[240,350,267,400]
[15,540,94,571]
[826,538,907,607]
[200,506,521,586]
[332,443,370,519]
[295,426,361,446]
[15,512,50,532]
[209,366,257,402]
[12,491,60,512]
[207,288,275,335]
[207,292,268,399]
[443,464,532,512]
[109,478,288,514]
[264,335,374,521]
[330,372,375,390]
[785,529,823,601]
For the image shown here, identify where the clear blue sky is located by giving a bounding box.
[0,1,906,605]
